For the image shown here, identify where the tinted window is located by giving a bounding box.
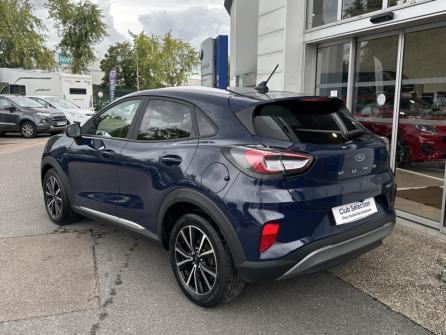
[69,88,87,95]
[253,100,365,144]
[196,112,216,137]
[85,99,140,138]
[137,100,193,141]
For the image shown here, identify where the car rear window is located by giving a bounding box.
[252,99,365,144]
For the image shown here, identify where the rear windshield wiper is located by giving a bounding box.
[344,129,368,140]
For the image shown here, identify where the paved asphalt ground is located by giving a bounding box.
[0,135,432,335]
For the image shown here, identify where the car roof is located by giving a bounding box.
[27,96,59,99]
[121,86,327,113]
[0,94,22,97]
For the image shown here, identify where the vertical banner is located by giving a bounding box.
[215,35,228,89]
[109,67,117,102]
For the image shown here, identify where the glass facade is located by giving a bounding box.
[316,43,350,102]
[306,0,421,29]
[342,0,383,19]
[352,36,399,147]
[313,26,446,229]
[307,0,339,29]
[394,27,446,222]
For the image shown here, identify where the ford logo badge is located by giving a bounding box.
[355,153,366,162]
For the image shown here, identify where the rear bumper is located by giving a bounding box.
[236,214,395,282]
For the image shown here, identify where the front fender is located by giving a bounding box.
[41,155,73,204]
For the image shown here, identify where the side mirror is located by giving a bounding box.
[7,106,16,113]
[66,123,81,139]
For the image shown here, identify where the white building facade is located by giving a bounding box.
[226,0,446,232]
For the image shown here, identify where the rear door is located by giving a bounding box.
[117,98,199,233]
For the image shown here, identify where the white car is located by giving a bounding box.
[28,96,95,126]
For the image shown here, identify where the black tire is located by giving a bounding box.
[396,138,411,168]
[20,121,37,138]
[0,132,4,137]
[43,169,79,225]
[169,213,245,307]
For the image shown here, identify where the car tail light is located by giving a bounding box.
[260,223,280,253]
[223,146,313,176]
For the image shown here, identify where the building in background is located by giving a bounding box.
[200,35,229,89]
[226,0,446,233]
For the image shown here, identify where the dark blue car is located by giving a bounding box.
[41,87,396,306]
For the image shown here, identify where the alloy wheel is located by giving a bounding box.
[22,123,34,137]
[175,225,217,295]
[45,176,63,219]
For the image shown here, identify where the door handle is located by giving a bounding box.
[99,148,117,159]
[159,155,182,166]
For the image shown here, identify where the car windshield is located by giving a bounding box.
[8,96,45,108]
[46,97,80,109]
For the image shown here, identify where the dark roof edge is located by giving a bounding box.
[224,0,232,14]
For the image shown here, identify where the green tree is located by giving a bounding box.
[100,41,136,88]
[47,0,107,74]
[132,31,199,89]
[132,32,164,89]
[161,32,199,87]
[99,32,199,90]
[0,0,55,69]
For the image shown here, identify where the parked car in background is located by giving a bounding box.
[0,95,67,138]
[29,96,95,126]
[41,87,396,306]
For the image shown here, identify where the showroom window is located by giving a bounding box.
[342,0,383,19]
[394,26,446,223]
[351,35,399,125]
[307,0,422,29]
[307,0,339,29]
[316,43,350,102]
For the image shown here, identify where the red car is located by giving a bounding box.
[354,97,446,167]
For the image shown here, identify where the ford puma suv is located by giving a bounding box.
[40,87,396,307]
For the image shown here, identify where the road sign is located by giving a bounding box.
[57,53,72,65]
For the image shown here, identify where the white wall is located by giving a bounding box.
[256,0,306,92]
[229,0,259,87]
[256,0,286,90]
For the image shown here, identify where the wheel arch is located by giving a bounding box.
[19,118,37,126]
[157,189,246,266]
[41,156,73,203]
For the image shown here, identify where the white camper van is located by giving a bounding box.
[0,68,93,110]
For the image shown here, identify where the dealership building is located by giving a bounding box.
[225,0,446,233]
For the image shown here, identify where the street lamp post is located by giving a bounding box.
[136,48,140,91]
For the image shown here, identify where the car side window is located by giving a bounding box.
[196,111,217,137]
[84,99,141,138]
[137,100,193,141]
